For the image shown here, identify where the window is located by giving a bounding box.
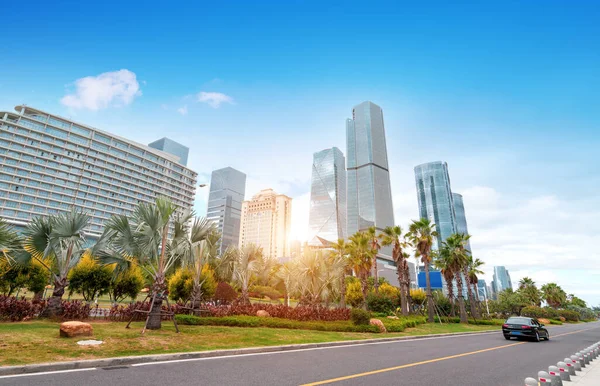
[71,125,90,137]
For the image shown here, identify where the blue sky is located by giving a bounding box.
[1,1,599,305]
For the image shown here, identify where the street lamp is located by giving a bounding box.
[198,184,207,188]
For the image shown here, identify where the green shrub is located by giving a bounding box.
[346,281,364,308]
[434,316,504,326]
[248,285,281,300]
[350,308,371,325]
[558,309,580,322]
[68,255,112,302]
[168,265,217,302]
[549,319,563,325]
[366,293,396,314]
[110,265,144,303]
[521,306,547,318]
[175,314,380,333]
[382,316,427,332]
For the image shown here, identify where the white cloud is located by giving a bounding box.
[61,69,141,110]
[177,105,188,115]
[197,91,234,108]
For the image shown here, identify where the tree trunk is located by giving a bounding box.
[403,263,413,314]
[360,275,369,310]
[455,273,468,323]
[41,277,67,318]
[373,259,379,294]
[463,268,479,319]
[424,262,435,323]
[33,289,44,301]
[396,260,408,316]
[446,279,455,317]
[146,276,166,330]
[339,275,346,308]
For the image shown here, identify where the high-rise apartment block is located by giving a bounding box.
[307,147,346,247]
[452,192,472,252]
[414,161,457,251]
[0,105,197,238]
[239,189,292,259]
[493,266,513,294]
[206,167,246,254]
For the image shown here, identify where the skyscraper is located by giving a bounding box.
[206,167,246,254]
[452,192,472,251]
[307,147,346,247]
[414,161,457,251]
[0,105,197,238]
[148,137,190,166]
[239,189,292,259]
[346,101,394,237]
[493,266,513,293]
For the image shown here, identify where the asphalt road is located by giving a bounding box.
[2,321,600,386]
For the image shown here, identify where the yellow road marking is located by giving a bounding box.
[301,325,600,386]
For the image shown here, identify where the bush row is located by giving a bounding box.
[0,296,95,321]
[175,314,379,333]
[520,306,580,322]
[434,316,505,326]
[201,304,350,321]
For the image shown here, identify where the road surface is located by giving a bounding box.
[2,321,599,386]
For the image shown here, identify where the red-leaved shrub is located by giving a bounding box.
[214,282,238,304]
[0,296,46,321]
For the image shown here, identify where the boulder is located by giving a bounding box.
[538,318,550,324]
[60,321,93,338]
[256,310,270,318]
[386,315,399,320]
[370,318,387,333]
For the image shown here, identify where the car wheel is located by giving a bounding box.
[534,332,540,342]
[545,332,550,341]
[504,335,511,340]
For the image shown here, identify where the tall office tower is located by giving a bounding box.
[414,161,457,251]
[239,189,292,259]
[307,147,347,247]
[452,193,472,251]
[206,167,246,254]
[148,137,190,166]
[493,266,513,294]
[346,101,395,238]
[0,105,197,238]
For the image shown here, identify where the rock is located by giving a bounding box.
[559,316,566,322]
[60,321,93,338]
[370,318,387,333]
[386,316,399,320]
[77,340,103,346]
[538,318,550,324]
[256,310,270,317]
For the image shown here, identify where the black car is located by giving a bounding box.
[502,316,549,342]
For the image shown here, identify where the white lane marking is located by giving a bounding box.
[132,331,502,367]
[0,368,97,379]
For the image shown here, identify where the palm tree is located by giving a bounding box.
[210,245,238,283]
[98,197,193,329]
[347,231,375,309]
[233,243,262,304]
[541,283,566,309]
[174,217,216,311]
[275,261,297,306]
[330,239,350,308]
[19,211,92,317]
[518,277,541,307]
[441,234,469,323]
[458,240,480,319]
[366,227,381,294]
[407,218,438,323]
[379,226,410,315]
[433,249,456,317]
[0,218,20,263]
[296,249,341,306]
[467,256,484,314]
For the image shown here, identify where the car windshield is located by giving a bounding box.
[506,317,532,325]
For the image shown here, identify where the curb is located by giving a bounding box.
[0,329,498,376]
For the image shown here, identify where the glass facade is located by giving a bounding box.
[206,167,246,254]
[452,193,472,251]
[346,101,394,238]
[414,161,456,251]
[493,266,513,293]
[148,137,190,166]
[0,105,197,238]
[307,147,346,246]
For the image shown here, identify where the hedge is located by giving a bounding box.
[434,316,504,326]
[175,314,380,333]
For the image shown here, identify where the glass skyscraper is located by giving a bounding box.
[0,105,197,238]
[452,192,472,251]
[414,161,457,251]
[206,167,246,254]
[346,101,395,238]
[493,266,513,293]
[307,147,346,247]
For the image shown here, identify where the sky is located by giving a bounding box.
[1,1,599,305]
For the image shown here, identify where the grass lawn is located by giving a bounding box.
[0,320,498,366]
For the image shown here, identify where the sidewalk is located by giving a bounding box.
[567,356,600,385]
